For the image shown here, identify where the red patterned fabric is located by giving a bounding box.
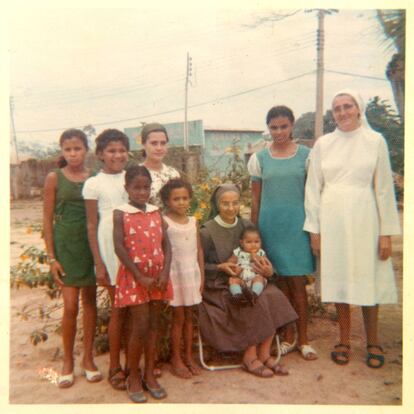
[114,208,173,307]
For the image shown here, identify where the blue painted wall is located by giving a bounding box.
[124,121,264,173]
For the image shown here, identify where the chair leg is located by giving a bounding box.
[197,330,282,371]
[198,330,242,371]
[273,334,281,364]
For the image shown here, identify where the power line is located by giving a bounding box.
[325,69,387,81]
[15,70,315,134]
[14,34,316,110]
[13,42,316,113]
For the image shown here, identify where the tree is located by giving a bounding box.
[366,96,403,175]
[376,10,405,120]
[83,124,97,149]
[293,110,335,140]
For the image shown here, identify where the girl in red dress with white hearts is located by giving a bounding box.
[113,165,172,403]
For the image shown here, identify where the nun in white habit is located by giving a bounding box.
[304,89,401,368]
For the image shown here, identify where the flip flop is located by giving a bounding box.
[108,367,127,390]
[170,365,192,379]
[331,343,350,365]
[142,378,167,399]
[126,378,147,403]
[57,372,74,389]
[299,344,318,361]
[366,345,385,369]
[83,368,103,383]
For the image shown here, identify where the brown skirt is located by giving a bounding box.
[198,280,298,352]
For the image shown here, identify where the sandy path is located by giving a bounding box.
[9,200,402,405]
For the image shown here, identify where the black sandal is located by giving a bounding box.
[331,343,350,365]
[366,345,385,369]
[108,367,127,391]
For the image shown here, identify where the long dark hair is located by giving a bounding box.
[57,129,88,168]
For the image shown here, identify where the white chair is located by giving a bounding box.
[197,330,282,371]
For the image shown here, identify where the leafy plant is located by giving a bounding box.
[10,245,57,295]
[11,155,251,359]
[366,96,404,177]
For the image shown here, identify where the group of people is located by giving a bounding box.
[43,89,400,403]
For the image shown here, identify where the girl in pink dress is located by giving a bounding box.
[160,179,205,379]
[113,165,172,403]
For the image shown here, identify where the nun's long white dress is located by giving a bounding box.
[304,125,400,305]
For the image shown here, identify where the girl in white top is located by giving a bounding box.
[304,89,400,368]
[160,178,205,379]
[139,123,180,207]
[82,129,129,390]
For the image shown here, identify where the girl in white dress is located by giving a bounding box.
[160,178,205,379]
[139,123,180,207]
[83,129,129,390]
[304,89,400,368]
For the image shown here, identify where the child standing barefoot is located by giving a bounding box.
[43,129,101,388]
[114,165,173,403]
[82,129,129,390]
[160,179,205,379]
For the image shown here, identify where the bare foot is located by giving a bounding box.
[184,358,201,375]
[171,363,192,379]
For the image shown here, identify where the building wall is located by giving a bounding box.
[124,120,204,150]
[10,148,202,200]
[203,130,264,172]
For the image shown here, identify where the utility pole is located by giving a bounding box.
[184,52,192,151]
[307,9,337,142]
[314,10,325,141]
[9,96,19,163]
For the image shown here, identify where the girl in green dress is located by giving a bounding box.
[43,129,102,388]
[248,106,317,361]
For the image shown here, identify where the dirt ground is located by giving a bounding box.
[8,199,403,405]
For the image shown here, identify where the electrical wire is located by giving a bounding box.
[325,69,387,81]
[15,70,315,134]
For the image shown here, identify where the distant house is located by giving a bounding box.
[124,120,205,150]
[124,120,265,173]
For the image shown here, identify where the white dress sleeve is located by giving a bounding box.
[82,176,98,200]
[304,141,324,234]
[374,136,401,235]
[170,166,180,178]
[247,153,262,180]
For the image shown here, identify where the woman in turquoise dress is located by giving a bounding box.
[43,129,101,388]
[248,106,317,360]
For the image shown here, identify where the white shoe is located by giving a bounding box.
[299,344,318,360]
[280,339,297,356]
[83,369,103,383]
[58,372,74,388]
